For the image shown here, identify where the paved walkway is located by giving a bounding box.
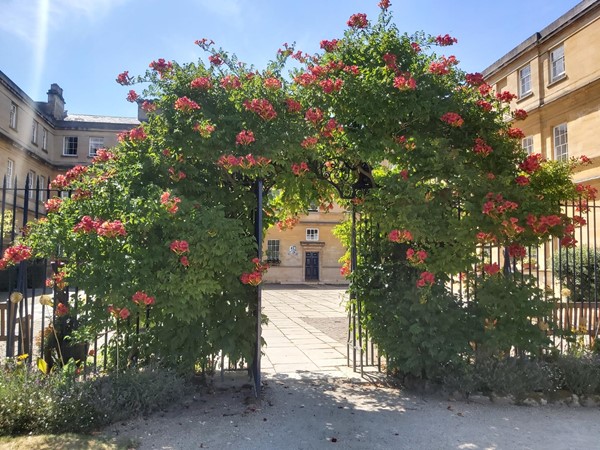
[261,285,353,377]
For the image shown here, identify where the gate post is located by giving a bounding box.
[251,179,263,397]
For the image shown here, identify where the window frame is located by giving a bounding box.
[550,45,565,83]
[553,123,568,161]
[6,159,14,188]
[88,137,105,157]
[266,239,281,262]
[306,228,319,241]
[27,170,36,199]
[9,103,18,130]
[518,64,532,98]
[521,136,534,155]
[42,128,48,151]
[38,175,46,201]
[31,120,39,145]
[63,136,78,157]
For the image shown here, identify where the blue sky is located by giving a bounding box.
[0,0,582,118]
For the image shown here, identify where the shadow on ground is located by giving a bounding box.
[102,370,600,450]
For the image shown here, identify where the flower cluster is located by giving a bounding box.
[92,149,116,163]
[388,229,413,243]
[132,291,155,307]
[217,154,271,170]
[276,216,300,231]
[526,214,562,235]
[473,138,493,156]
[476,232,497,244]
[108,305,130,320]
[496,91,517,103]
[476,99,493,111]
[435,34,458,46]
[513,109,528,120]
[149,58,173,77]
[141,100,157,112]
[507,243,527,258]
[417,271,435,288]
[440,112,464,127]
[264,77,282,90]
[170,240,189,255]
[465,72,485,86]
[126,90,138,102]
[429,56,457,75]
[406,248,427,264]
[116,70,133,85]
[221,75,242,90]
[193,122,216,138]
[190,77,212,90]
[575,184,598,200]
[168,167,186,181]
[44,197,62,213]
[1,244,33,266]
[119,127,147,142]
[46,270,67,290]
[515,175,530,186]
[320,78,344,94]
[208,54,223,65]
[291,162,310,176]
[236,130,256,146]
[482,193,519,217]
[174,96,201,112]
[347,13,368,28]
[393,74,417,91]
[501,217,525,238]
[519,154,543,174]
[320,39,340,52]
[243,98,277,121]
[285,98,302,113]
[160,191,181,214]
[506,127,525,139]
[240,258,269,286]
[73,216,127,237]
[301,136,319,149]
[484,263,500,275]
[305,107,323,125]
[56,303,70,317]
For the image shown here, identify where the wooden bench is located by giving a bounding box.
[0,302,33,355]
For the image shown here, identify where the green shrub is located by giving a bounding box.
[555,354,600,396]
[552,247,600,303]
[0,359,188,436]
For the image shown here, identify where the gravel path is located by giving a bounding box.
[102,287,600,449]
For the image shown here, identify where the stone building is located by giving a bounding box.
[0,69,138,198]
[483,0,600,190]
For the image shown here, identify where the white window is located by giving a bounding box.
[6,159,14,188]
[518,64,531,97]
[306,228,319,241]
[31,120,39,145]
[88,137,104,157]
[266,240,280,261]
[553,123,568,161]
[42,128,48,151]
[38,175,46,201]
[9,103,17,129]
[550,45,565,82]
[521,136,534,155]
[28,170,36,199]
[63,136,78,156]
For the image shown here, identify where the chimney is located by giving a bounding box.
[47,83,66,120]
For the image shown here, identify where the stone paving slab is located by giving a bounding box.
[261,285,352,377]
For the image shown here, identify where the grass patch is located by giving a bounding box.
[0,433,139,450]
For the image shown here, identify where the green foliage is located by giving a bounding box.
[0,360,187,436]
[352,241,474,380]
[472,275,554,358]
[555,354,600,396]
[552,247,600,303]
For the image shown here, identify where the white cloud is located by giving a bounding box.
[0,0,129,43]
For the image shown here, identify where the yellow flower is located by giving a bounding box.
[561,288,571,298]
[10,292,23,304]
[17,353,29,361]
[39,295,53,307]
